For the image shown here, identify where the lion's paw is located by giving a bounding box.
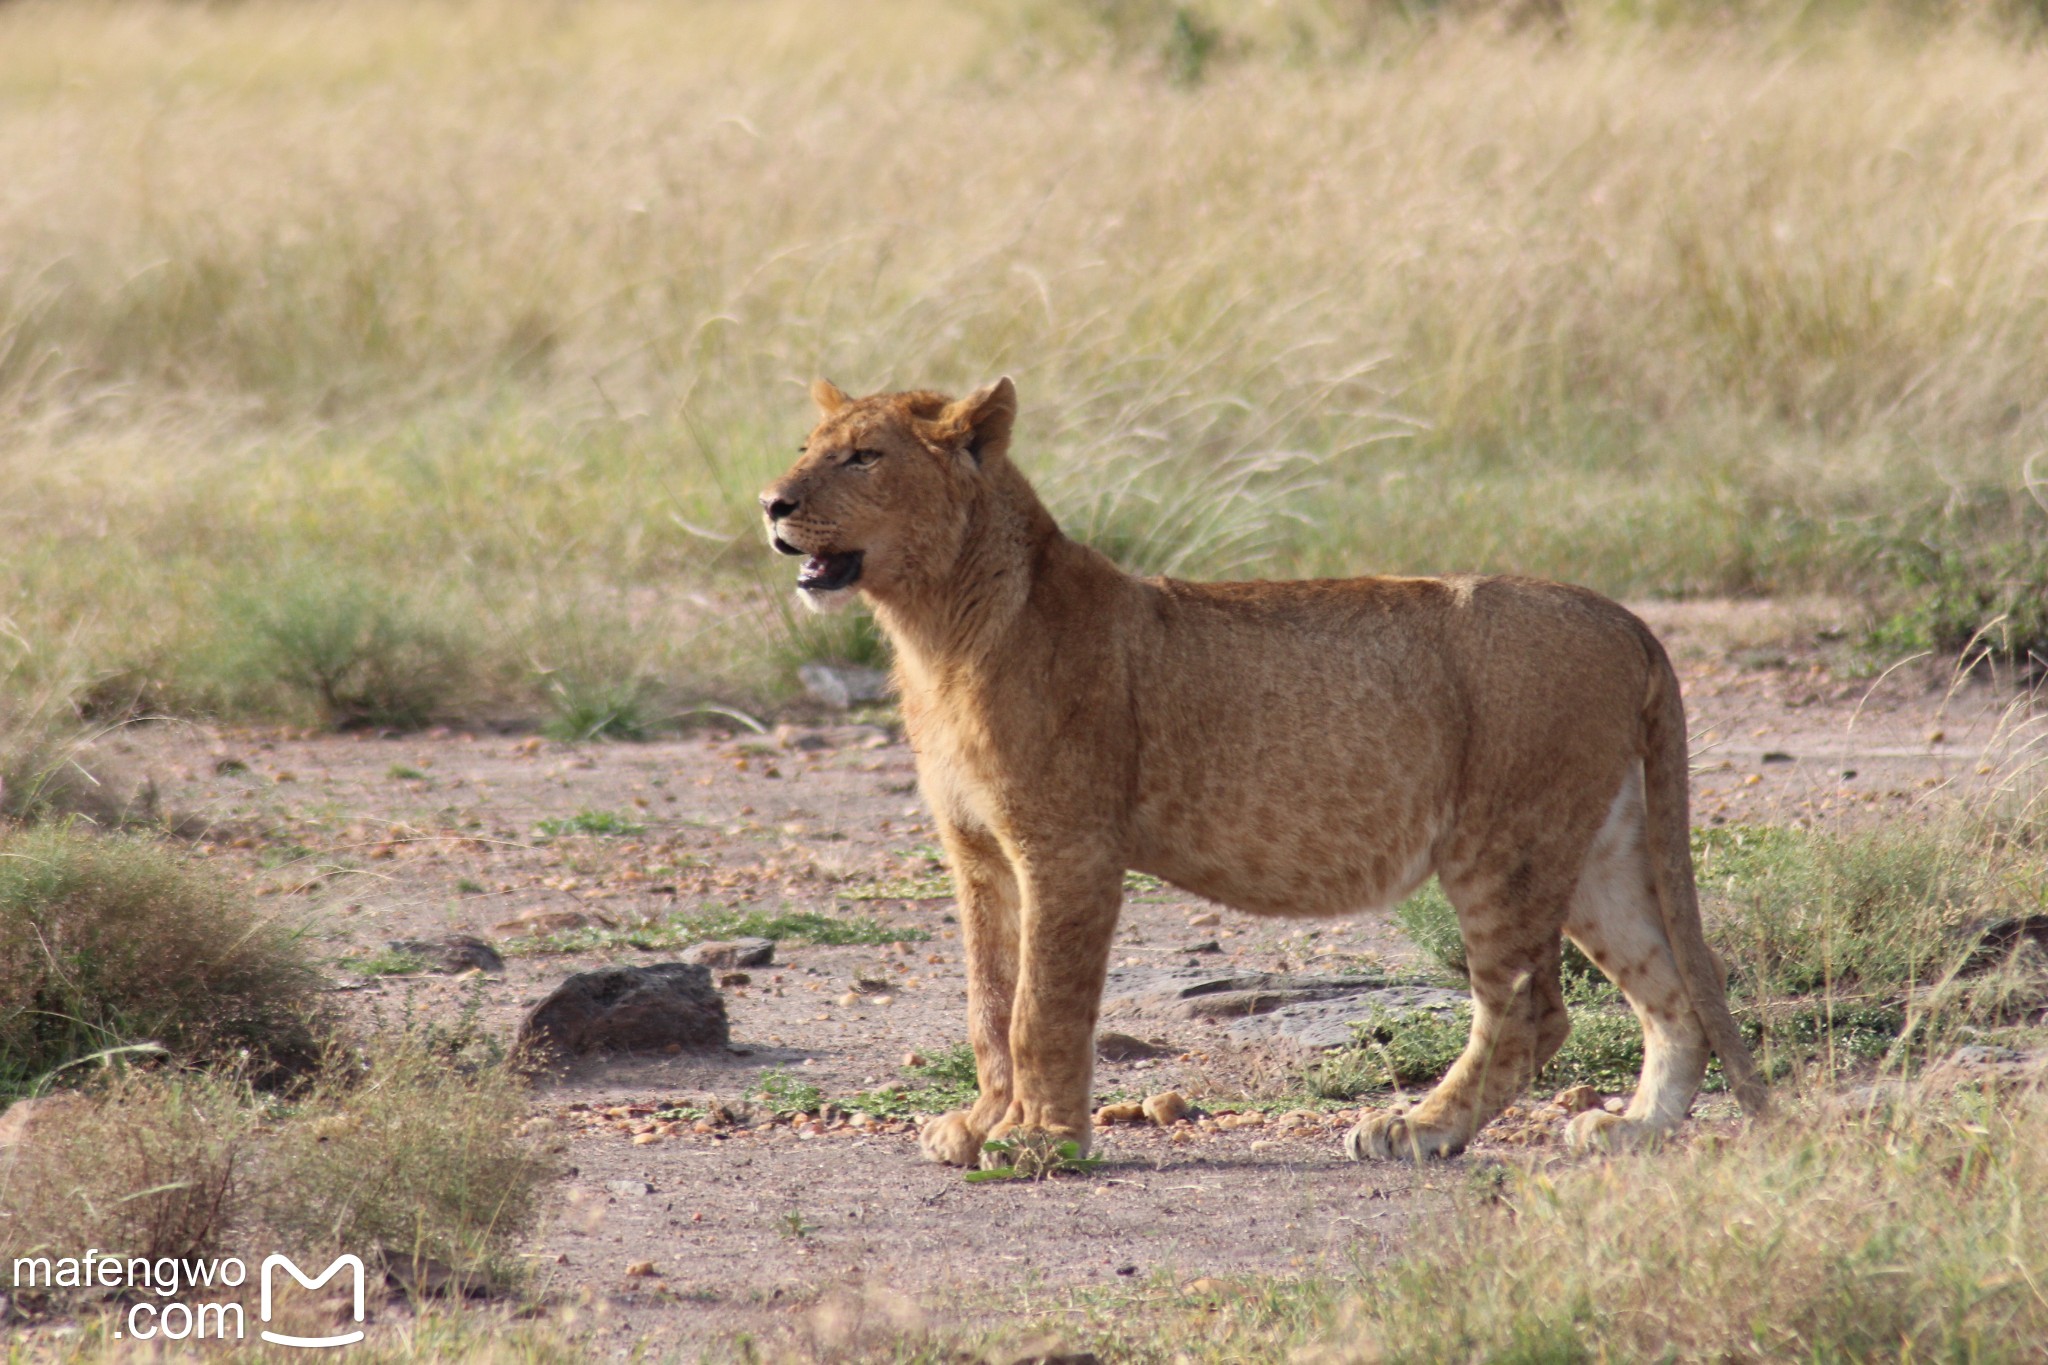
[919,1110,987,1167]
[1564,1108,1667,1154]
[1344,1108,1468,1161]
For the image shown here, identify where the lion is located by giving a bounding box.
[760,377,1768,1166]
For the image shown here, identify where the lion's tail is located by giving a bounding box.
[1638,627,1771,1116]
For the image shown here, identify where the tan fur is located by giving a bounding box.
[762,378,1768,1166]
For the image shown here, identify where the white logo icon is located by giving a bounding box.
[258,1254,365,1349]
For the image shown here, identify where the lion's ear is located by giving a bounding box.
[811,379,850,415]
[942,377,1017,466]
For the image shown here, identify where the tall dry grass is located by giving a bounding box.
[1,0,2045,722]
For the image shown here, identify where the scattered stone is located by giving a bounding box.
[836,991,861,1007]
[1094,1102,1146,1126]
[1554,1084,1603,1115]
[1096,1032,1174,1062]
[1601,1097,1627,1114]
[518,963,729,1063]
[718,971,752,987]
[387,934,504,975]
[606,1180,655,1198]
[1142,1091,1190,1126]
[798,663,891,709]
[1186,912,1221,928]
[681,937,775,969]
[1215,1111,1266,1130]
[1947,1044,2029,1068]
[1176,940,1224,955]
[624,1260,657,1278]
[903,1051,927,1068]
[495,909,614,935]
[773,724,834,751]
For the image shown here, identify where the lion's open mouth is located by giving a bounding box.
[796,550,864,593]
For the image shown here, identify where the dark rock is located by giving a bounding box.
[379,1249,496,1299]
[773,724,834,751]
[388,934,505,975]
[1962,915,2048,972]
[682,937,775,969]
[1096,1032,1175,1062]
[518,963,728,1063]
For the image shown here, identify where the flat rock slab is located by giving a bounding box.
[1224,987,1466,1051]
[680,937,775,969]
[1102,965,1465,1053]
[518,963,729,1062]
[388,933,505,975]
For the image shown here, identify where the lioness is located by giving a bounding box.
[761,378,1767,1165]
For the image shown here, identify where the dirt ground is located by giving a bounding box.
[68,599,2046,1357]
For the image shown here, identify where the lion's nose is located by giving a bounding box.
[760,493,798,521]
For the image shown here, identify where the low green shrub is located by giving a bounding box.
[0,824,323,1096]
[1,1038,552,1308]
[220,570,467,730]
[264,1038,552,1283]
[1697,823,1994,999]
[752,1067,825,1117]
[0,1069,259,1268]
[1863,522,2048,672]
[532,808,645,839]
[1343,1086,2048,1362]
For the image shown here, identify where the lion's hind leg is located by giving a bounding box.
[1348,878,1571,1161]
[1559,767,1710,1152]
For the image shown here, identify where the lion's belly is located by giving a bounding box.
[1123,651,1453,917]
[1128,780,1442,920]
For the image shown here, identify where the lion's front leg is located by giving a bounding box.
[984,855,1124,1159]
[919,823,1021,1167]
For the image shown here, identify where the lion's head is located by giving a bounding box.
[758,377,1018,611]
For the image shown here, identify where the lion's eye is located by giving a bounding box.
[847,448,884,467]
